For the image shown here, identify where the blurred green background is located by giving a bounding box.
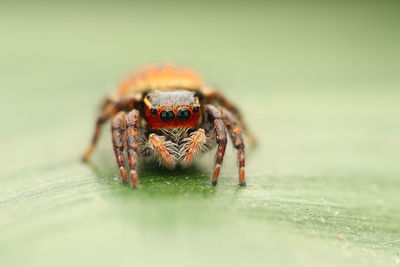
[1,1,399,266]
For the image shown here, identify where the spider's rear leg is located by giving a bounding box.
[82,94,139,161]
[82,104,117,161]
[221,108,246,186]
[202,87,257,146]
[204,105,228,186]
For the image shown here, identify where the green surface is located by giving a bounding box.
[1,1,400,266]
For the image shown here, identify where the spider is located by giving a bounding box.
[82,64,254,188]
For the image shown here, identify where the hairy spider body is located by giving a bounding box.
[82,65,253,188]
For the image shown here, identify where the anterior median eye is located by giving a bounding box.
[160,109,175,122]
[177,108,191,122]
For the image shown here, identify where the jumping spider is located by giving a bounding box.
[82,65,254,188]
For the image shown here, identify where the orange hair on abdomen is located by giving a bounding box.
[116,65,204,96]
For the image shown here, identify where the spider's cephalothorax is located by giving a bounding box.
[140,90,208,168]
[82,64,254,188]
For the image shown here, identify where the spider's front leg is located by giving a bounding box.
[111,110,140,187]
[221,108,246,186]
[111,112,129,183]
[125,110,140,187]
[204,105,228,186]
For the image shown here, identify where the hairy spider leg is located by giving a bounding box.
[111,112,128,183]
[221,108,246,186]
[204,105,228,186]
[82,95,138,161]
[203,88,257,146]
[125,110,140,187]
[111,110,140,187]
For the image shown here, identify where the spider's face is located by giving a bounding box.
[143,90,202,130]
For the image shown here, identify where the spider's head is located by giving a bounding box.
[143,90,202,130]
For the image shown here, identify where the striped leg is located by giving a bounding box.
[82,104,117,161]
[205,105,228,186]
[82,94,139,161]
[111,112,128,183]
[203,87,256,146]
[221,108,246,186]
[125,110,140,188]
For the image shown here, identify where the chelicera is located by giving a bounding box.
[82,65,254,188]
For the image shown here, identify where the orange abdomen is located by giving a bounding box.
[116,65,204,96]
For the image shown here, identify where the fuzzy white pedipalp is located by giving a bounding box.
[143,126,213,168]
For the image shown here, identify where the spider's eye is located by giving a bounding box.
[150,108,158,115]
[160,109,174,122]
[192,106,200,113]
[177,108,191,122]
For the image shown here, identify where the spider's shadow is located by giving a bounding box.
[86,156,214,195]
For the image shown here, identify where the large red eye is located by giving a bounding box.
[160,109,175,122]
[177,108,190,121]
